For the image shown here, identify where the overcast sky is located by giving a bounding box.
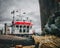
[0,0,42,33]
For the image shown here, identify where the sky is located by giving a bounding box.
[0,0,42,34]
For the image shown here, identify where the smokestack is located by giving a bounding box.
[4,23,7,35]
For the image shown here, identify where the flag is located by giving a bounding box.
[23,12,26,14]
[16,10,18,12]
[11,10,15,14]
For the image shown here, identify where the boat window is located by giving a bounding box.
[20,25,22,32]
[23,29,25,32]
[16,25,19,28]
[19,28,22,32]
[27,28,29,32]
[27,26,29,28]
[27,26,29,32]
[20,25,22,28]
[23,25,26,28]
[23,25,26,32]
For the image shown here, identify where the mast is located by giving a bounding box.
[11,10,15,34]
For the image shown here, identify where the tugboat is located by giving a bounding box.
[11,17,33,37]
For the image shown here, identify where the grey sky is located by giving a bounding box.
[0,0,42,33]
